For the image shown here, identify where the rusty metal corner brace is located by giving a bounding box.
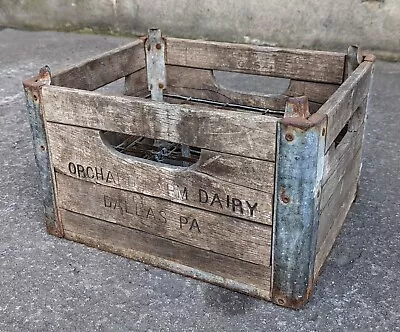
[271,113,326,309]
[23,66,63,237]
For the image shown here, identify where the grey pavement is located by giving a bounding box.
[1,28,399,331]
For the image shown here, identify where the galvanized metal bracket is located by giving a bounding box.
[23,66,63,237]
[346,45,363,78]
[272,104,326,308]
[145,28,190,161]
[284,96,310,119]
[145,28,167,102]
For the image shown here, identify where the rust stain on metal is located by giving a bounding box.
[272,283,315,309]
[280,112,327,131]
[284,133,294,142]
[280,187,290,204]
[284,96,310,119]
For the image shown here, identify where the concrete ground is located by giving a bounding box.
[0,29,399,331]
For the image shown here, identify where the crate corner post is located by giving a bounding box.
[272,97,327,309]
[23,66,63,238]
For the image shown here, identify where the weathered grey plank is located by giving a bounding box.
[286,80,339,104]
[196,150,275,193]
[316,148,362,266]
[122,65,325,114]
[42,85,278,161]
[164,65,287,111]
[321,140,363,211]
[166,38,346,84]
[323,100,367,184]
[46,122,274,223]
[56,174,272,266]
[52,39,146,91]
[124,68,148,97]
[318,61,373,151]
[62,209,271,299]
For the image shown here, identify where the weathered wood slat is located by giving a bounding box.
[320,140,363,212]
[323,100,367,184]
[61,209,271,298]
[56,174,272,266]
[318,61,373,151]
[123,65,324,113]
[166,38,346,84]
[196,150,275,193]
[46,122,274,223]
[124,68,148,97]
[286,80,339,104]
[316,148,362,261]
[164,65,287,111]
[52,40,146,91]
[42,85,278,161]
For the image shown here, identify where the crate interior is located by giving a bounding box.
[88,70,340,166]
[49,37,346,167]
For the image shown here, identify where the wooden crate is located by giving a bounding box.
[23,29,374,308]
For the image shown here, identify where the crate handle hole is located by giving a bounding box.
[334,124,349,148]
[100,131,201,167]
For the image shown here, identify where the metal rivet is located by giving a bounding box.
[277,298,285,305]
[285,133,294,142]
[281,194,290,204]
[156,43,162,50]
[158,83,164,89]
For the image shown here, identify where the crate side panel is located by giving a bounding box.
[46,123,274,224]
[315,149,362,277]
[318,61,373,151]
[323,101,366,184]
[162,65,288,111]
[61,209,271,298]
[56,173,272,266]
[42,85,277,161]
[52,40,146,91]
[320,131,364,211]
[166,38,346,84]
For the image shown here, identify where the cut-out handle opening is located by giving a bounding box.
[334,123,349,148]
[100,131,201,167]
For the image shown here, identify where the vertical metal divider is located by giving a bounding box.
[145,28,190,165]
